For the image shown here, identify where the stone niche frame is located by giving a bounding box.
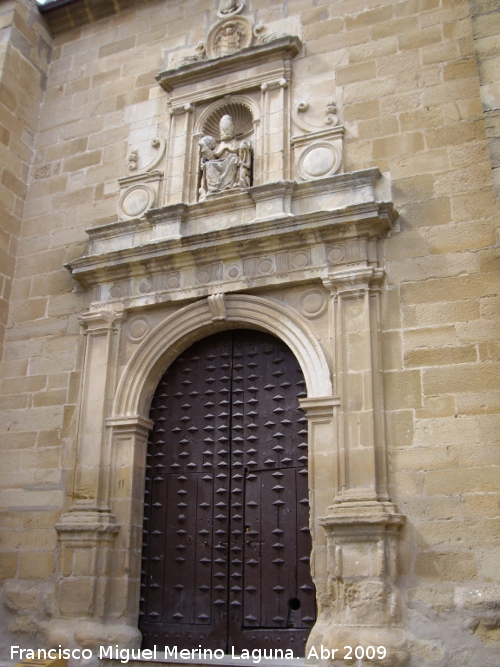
[49,30,408,667]
[157,36,301,206]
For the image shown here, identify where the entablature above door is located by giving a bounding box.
[66,169,397,311]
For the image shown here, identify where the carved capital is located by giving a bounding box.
[105,415,154,436]
[261,77,288,92]
[299,395,339,419]
[168,102,194,116]
[323,266,385,294]
[78,309,125,334]
[56,508,120,544]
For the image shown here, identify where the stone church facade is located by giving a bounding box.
[0,0,499,665]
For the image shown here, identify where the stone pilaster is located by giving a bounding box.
[105,416,153,625]
[48,310,139,654]
[323,266,387,504]
[260,76,291,182]
[70,309,124,512]
[305,267,408,666]
[164,103,194,204]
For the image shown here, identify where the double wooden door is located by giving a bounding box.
[139,330,315,653]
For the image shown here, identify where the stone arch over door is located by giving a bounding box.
[106,294,335,647]
[113,294,333,420]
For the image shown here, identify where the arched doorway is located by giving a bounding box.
[139,329,316,654]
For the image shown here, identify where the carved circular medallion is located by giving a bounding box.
[257,257,274,275]
[126,315,151,343]
[299,289,327,319]
[327,246,344,264]
[207,17,252,59]
[138,280,151,294]
[165,274,180,289]
[196,268,212,284]
[118,184,155,220]
[226,264,241,280]
[217,0,245,18]
[291,251,310,269]
[109,285,122,299]
[297,142,341,181]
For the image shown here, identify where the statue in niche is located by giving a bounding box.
[198,114,251,201]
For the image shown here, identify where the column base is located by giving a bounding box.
[307,619,408,666]
[44,618,142,666]
[312,500,407,665]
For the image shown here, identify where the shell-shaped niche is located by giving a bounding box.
[202,102,254,140]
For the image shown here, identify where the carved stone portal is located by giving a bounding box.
[51,6,408,662]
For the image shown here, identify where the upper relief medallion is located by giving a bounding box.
[217,0,245,18]
[207,16,252,59]
[198,113,252,201]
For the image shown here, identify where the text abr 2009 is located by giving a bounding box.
[307,645,387,661]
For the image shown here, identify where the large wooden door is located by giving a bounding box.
[139,330,315,654]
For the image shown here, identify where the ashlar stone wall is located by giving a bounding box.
[0,0,498,665]
[0,0,51,359]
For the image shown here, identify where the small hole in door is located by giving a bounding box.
[288,597,301,611]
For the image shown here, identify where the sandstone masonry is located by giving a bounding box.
[0,1,499,666]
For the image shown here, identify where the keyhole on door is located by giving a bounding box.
[288,597,301,611]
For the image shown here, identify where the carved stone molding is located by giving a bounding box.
[299,396,340,417]
[157,36,302,96]
[68,170,395,311]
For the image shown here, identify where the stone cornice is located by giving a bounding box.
[70,169,392,268]
[65,170,397,308]
[67,201,395,286]
[156,36,303,94]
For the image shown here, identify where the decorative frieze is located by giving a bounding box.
[78,236,380,309]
